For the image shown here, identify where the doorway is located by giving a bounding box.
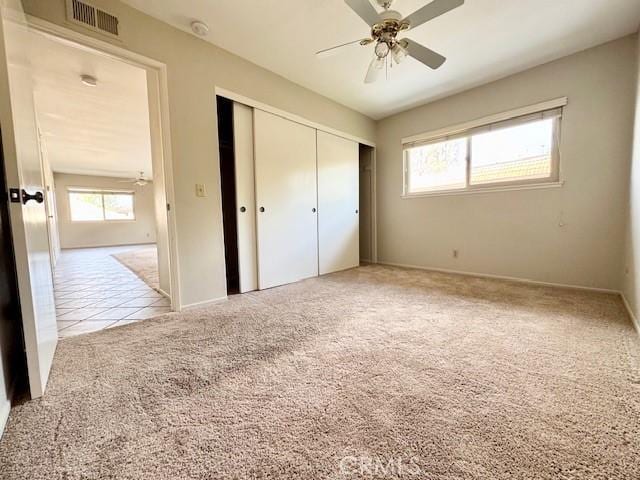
[26,27,177,336]
[217,97,240,295]
[359,144,376,264]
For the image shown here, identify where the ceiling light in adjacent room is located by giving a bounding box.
[80,74,97,87]
[191,20,209,37]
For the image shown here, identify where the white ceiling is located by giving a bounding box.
[122,0,640,119]
[30,31,153,179]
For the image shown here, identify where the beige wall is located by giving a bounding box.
[22,1,637,299]
[54,173,156,249]
[622,33,640,326]
[23,0,377,306]
[375,35,637,290]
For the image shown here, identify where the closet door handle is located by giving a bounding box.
[355,209,359,214]
[259,207,265,213]
[312,208,316,213]
[239,206,246,213]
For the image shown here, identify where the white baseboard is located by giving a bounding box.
[0,398,10,440]
[377,261,620,294]
[179,295,228,312]
[620,293,640,336]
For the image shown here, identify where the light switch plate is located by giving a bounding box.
[195,183,207,197]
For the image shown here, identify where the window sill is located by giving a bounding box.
[401,180,564,199]
[70,219,137,223]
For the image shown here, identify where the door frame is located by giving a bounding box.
[0,124,28,434]
[35,121,60,272]
[215,87,378,264]
[24,14,183,310]
[215,87,376,148]
[363,145,378,264]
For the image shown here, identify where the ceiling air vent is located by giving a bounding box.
[96,9,118,36]
[66,0,119,38]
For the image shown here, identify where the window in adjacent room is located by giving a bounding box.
[403,104,562,196]
[68,189,135,221]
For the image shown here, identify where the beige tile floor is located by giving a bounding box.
[55,246,171,338]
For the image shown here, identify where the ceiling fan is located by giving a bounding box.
[118,171,149,187]
[316,0,464,83]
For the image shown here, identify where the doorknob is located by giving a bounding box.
[259,207,265,212]
[239,206,246,213]
[21,190,44,205]
[312,208,316,213]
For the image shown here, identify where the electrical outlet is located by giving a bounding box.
[195,184,207,197]
[453,249,459,259]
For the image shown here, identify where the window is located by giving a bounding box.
[69,189,135,221]
[403,104,562,196]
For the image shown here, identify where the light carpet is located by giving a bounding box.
[112,245,160,292]
[0,265,639,479]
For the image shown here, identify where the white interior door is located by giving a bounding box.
[38,130,60,269]
[146,72,172,299]
[233,102,257,293]
[317,131,359,275]
[0,5,57,398]
[254,110,318,289]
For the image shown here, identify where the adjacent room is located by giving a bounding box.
[29,27,173,337]
[0,0,639,478]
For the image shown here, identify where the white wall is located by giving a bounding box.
[23,0,377,307]
[375,35,637,291]
[53,173,156,249]
[622,33,640,327]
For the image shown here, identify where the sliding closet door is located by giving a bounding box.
[317,131,359,275]
[254,110,318,289]
[233,102,258,293]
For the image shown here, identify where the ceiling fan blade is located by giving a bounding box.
[316,39,371,58]
[403,39,446,69]
[364,56,383,84]
[345,0,380,26]
[402,0,464,29]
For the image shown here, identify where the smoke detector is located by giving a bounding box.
[191,20,209,37]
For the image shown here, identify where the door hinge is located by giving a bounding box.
[166,203,171,211]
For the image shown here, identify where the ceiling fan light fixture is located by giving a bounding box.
[322,0,464,83]
[365,55,384,83]
[374,41,390,59]
[391,41,408,64]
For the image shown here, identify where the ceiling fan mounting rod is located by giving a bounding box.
[376,0,394,10]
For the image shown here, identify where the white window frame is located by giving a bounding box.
[68,188,136,222]
[402,97,567,198]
